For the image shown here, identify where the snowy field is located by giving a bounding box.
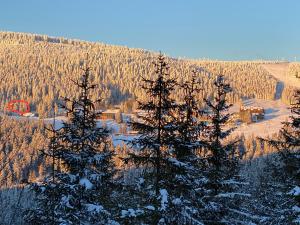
[230,99,291,138]
[229,63,296,138]
[42,115,138,147]
[2,97,292,143]
[11,98,291,144]
[2,63,298,141]
[262,63,300,88]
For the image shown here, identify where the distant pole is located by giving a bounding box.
[52,83,56,180]
[52,100,56,181]
[51,84,56,225]
[0,73,7,114]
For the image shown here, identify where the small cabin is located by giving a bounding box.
[96,109,123,123]
[239,106,264,123]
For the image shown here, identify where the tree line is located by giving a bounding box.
[0,32,279,117]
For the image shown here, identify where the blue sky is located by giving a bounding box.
[0,0,299,60]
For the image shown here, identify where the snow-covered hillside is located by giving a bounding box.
[262,63,300,88]
[231,99,291,138]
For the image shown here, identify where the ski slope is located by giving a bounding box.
[230,63,297,138]
[262,63,300,88]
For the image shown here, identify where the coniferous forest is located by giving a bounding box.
[0,49,298,224]
[1,1,300,224]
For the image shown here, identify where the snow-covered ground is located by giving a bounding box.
[11,101,289,144]
[42,115,138,147]
[41,98,291,139]
[226,63,300,138]
[262,63,300,88]
[1,97,292,142]
[2,63,297,141]
[230,99,291,138]
[229,63,296,138]
[0,113,137,147]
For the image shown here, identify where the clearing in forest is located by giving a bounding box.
[262,63,300,88]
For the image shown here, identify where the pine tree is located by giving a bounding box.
[173,72,204,160]
[199,75,247,224]
[24,125,63,224]
[261,89,300,224]
[162,72,206,224]
[122,54,178,224]
[25,66,119,225]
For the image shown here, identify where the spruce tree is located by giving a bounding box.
[173,72,203,160]
[261,89,300,224]
[25,66,119,225]
[163,72,206,224]
[122,54,178,224]
[24,124,63,224]
[199,75,247,224]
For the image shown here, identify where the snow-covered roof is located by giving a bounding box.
[103,109,121,114]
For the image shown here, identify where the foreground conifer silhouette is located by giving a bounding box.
[25,66,119,225]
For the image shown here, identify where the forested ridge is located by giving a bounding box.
[0,31,283,116]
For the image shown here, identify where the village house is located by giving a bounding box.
[239,106,265,124]
[96,109,123,123]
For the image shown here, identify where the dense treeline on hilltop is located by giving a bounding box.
[0,32,279,117]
